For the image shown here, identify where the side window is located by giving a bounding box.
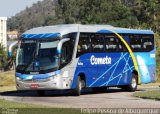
[68,33,77,44]
[130,35,142,52]
[91,34,104,52]
[61,40,74,67]
[116,39,127,52]
[76,33,90,57]
[105,35,118,52]
[142,35,154,52]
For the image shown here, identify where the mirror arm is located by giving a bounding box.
[8,41,18,57]
[57,38,70,54]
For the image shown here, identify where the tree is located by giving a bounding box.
[0,44,8,70]
[7,0,160,33]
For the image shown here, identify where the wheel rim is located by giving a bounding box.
[79,80,82,91]
[131,77,137,89]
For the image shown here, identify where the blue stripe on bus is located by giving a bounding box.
[16,70,61,79]
[20,33,61,39]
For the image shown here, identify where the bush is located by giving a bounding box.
[0,44,8,70]
[0,44,16,71]
[155,33,160,82]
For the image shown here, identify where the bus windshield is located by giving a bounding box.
[16,40,60,73]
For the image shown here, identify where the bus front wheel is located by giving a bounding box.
[73,77,82,96]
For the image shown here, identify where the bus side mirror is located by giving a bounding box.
[8,41,18,57]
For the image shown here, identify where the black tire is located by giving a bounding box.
[124,73,138,92]
[73,77,82,96]
[121,86,128,91]
[37,90,45,96]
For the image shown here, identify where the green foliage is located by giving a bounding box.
[133,90,160,100]
[0,99,81,114]
[53,0,139,27]
[7,0,160,33]
[8,0,57,32]
[0,44,16,71]
[132,0,160,31]
[0,71,15,87]
[0,44,8,70]
[155,33,160,81]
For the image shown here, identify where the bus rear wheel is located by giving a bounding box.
[122,73,137,92]
[73,77,82,96]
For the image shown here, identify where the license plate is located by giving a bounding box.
[31,84,39,88]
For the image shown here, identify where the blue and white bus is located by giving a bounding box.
[9,24,156,96]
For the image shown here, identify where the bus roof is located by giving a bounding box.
[21,24,154,39]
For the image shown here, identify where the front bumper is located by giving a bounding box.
[16,75,72,90]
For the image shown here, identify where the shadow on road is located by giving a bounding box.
[0,87,144,97]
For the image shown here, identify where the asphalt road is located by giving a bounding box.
[0,87,160,108]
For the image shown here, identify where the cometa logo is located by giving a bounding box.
[90,55,111,65]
